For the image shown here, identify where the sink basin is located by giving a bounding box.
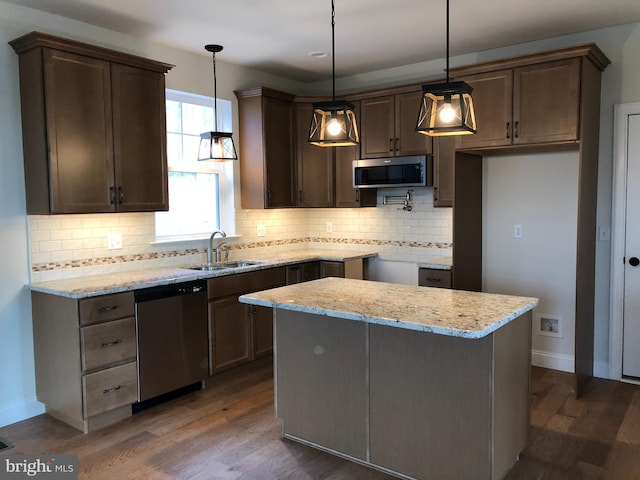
[185,265,230,271]
[183,260,265,271]
[219,261,264,268]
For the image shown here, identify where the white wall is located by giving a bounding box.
[483,152,579,372]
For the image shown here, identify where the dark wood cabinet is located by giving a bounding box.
[286,262,321,284]
[295,102,334,207]
[334,100,377,208]
[111,63,169,212]
[433,137,457,208]
[207,267,286,374]
[418,268,452,288]
[208,297,251,374]
[360,91,432,159]
[235,87,296,209]
[456,58,580,150]
[10,32,172,214]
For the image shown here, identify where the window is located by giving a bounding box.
[155,90,235,239]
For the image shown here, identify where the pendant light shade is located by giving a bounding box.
[416,0,477,137]
[308,0,359,147]
[309,100,359,146]
[199,44,238,161]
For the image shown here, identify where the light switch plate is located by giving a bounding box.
[257,224,266,237]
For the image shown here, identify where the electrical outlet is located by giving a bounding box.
[107,233,122,250]
[513,224,523,239]
[537,314,562,338]
[256,224,266,237]
[326,222,333,233]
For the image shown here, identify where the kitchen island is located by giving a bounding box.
[239,277,538,480]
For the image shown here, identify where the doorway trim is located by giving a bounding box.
[610,101,640,381]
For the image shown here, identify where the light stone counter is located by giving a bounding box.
[418,255,452,270]
[28,248,378,298]
[240,276,538,338]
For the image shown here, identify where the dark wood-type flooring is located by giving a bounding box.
[2,358,640,479]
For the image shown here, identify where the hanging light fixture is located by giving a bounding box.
[308,0,359,147]
[416,0,477,136]
[198,44,238,161]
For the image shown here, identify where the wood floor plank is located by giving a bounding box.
[2,360,640,479]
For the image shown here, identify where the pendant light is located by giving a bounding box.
[308,0,359,147]
[416,0,477,136]
[198,44,238,161]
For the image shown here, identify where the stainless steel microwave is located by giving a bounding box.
[353,155,428,188]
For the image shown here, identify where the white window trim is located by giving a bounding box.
[154,89,237,243]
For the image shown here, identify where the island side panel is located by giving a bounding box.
[369,324,493,480]
[274,309,368,461]
[492,311,532,480]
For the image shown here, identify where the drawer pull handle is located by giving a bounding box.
[98,305,119,313]
[425,277,442,282]
[103,385,124,395]
[100,339,122,348]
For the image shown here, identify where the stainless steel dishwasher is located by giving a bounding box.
[134,280,208,402]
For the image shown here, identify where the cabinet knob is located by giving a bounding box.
[630,257,640,267]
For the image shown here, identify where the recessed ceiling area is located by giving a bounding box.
[5,0,640,82]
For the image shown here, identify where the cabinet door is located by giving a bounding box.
[296,103,334,207]
[360,96,395,158]
[395,91,432,156]
[335,103,377,208]
[264,96,296,208]
[458,69,513,148]
[111,64,169,211]
[208,296,251,374]
[43,49,115,213]
[320,261,344,278]
[252,305,274,358]
[433,136,456,208]
[513,58,580,145]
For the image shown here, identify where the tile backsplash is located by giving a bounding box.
[28,187,451,282]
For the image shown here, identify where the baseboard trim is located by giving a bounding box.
[531,350,574,373]
[0,398,44,428]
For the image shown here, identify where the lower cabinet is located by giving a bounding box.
[31,291,138,433]
[207,267,286,374]
[418,268,452,288]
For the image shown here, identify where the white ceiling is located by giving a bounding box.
[7,0,640,83]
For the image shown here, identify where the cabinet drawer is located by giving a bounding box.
[82,362,138,418]
[79,292,135,326]
[418,268,452,289]
[81,317,136,372]
[208,267,286,299]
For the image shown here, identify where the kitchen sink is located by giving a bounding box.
[183,260,266,271]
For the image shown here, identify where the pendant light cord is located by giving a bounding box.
[331,0,336,101]
[445,0,450,83]
[212,50,218,132]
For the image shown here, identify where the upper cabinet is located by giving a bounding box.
[295,102,334,208]
[360,90,432,159]
[10,32,173,215]
[452,46,609,151]
[235,87,297,209]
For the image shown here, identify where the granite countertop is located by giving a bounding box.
[418,256,452,270]
[28,248,378,299]
[239,277,538,339]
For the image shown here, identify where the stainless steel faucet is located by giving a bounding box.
[207,230,226,265]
